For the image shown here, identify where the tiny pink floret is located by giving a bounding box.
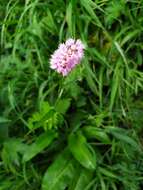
[50,38,85,76]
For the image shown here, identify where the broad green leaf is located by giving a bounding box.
[68,131,96,170]
[69,168,93,190]
[42,150,75,190]
[23,131,57,162]
[83,126,111,144]
[55,99,71,114]
[2,138,28,172]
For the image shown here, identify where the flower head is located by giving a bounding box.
[50,38,85,76]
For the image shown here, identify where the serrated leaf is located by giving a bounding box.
[23,131,57,162]
[28,101,61,130]
[68,131,96,170]
[42,150,75,190]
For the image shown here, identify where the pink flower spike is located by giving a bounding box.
[50,38,85,76]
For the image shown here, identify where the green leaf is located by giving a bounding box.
[2,139,28,172]
[89,48,110,68]
[83,58,99,96]
[121,29,140,46]
[42,9,57,34]
[106,127,141,151]
[98,167,117,179]
[80,0,103,28]
[83,126,111,144]
[42,150,75,190]
[98,173,106,190]
[68,131,96,170]
[137,50,142,65]
[110,59,121,110]
[28,102,51,130]
[28,101,62,130]
[23,131,57,162]
[66,2,74,36]
[69,168,93,190]
[105,1,125,26]
[0,117,11,123]
[28,111,54,130]
[55,99,71,114]
[114,42,128,65]
[0,124,9,143]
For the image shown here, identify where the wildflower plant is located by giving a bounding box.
[0,0,143,190]
[50,39,85,76]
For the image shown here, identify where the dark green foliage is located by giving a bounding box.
[0,0,143,189]
[68,131,97,170]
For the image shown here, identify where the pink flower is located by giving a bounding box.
[50,38,85,76]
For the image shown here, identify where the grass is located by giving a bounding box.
[0,0,143,189]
